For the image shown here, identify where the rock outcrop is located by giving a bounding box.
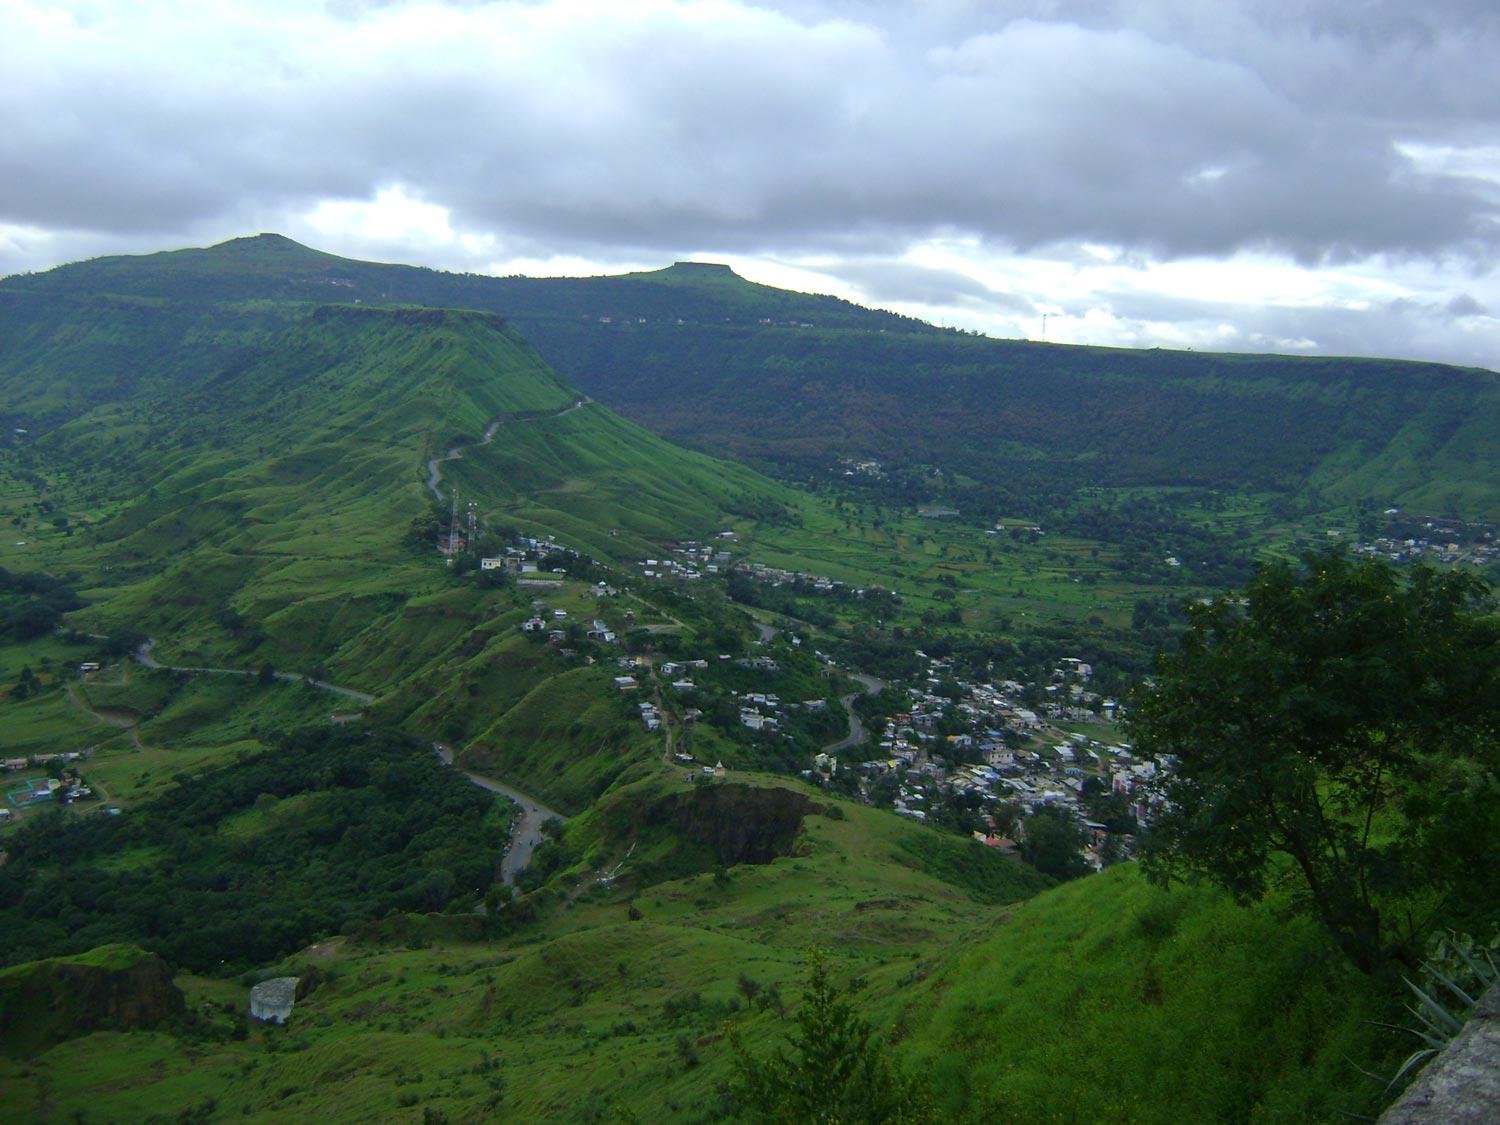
[1381,985,1500,1124]
[0,944,184,1057]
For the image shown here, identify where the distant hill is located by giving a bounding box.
[0,256,799,810]
[8,234,1494,521]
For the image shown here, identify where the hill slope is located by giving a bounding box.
[0,236,1469,1124]
[0,268,800,811]
[7,235,1494,521]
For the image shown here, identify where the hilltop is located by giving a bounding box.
[8,234,1494,525]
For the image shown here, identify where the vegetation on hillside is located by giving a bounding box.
[1130,552,1500,972]
[0,727,509,973]
[0,235,1493,1122]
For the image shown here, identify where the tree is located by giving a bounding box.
[1129,551,1499,973]
[1020,807,1090,881]
[728,948,934,1123]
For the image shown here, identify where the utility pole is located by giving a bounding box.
[449,489,459,556]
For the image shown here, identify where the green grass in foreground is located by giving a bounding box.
[897,864,1408,1122]
[0,778,1415,1123]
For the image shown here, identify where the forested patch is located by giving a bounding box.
[0,727,508,973]
[892,831,1051,905]
[0,567,84,640]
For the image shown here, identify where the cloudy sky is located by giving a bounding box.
[2,0,1498,368]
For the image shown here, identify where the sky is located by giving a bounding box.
[2,0,1498,369]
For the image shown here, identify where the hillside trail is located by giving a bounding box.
[425,396,592,504]
[623,590,684,633]
[125,643,564,884]
[60,681,132,807]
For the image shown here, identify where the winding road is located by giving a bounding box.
[433,744,565,886]
[135,641,376,703]
[132,641,561,886]
[824,672,887,756]
[751,618,886,755]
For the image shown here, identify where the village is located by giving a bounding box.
[1349,512,1498,569]
[479,524,1161,875]
[3,749,98,825]
[799,650,1158,872]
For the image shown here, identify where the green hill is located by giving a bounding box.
[8,234,1493,522]
[0,235,1476,1123]
[0,259,804,812]
[0,782,1410,1122]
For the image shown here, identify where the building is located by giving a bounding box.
[249,977,300,1024]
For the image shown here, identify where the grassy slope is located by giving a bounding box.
[896,866,1404,1122]
[0,798,1408,1123]
[8,235,1492,520]
[0,277,804,811]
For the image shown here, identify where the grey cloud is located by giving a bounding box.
[812,260,1036,312]
[1,0,1497,266]
[1074,284,1498,369]
[1447,293,1488,317]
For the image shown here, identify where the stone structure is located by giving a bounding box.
[1381,984,1500,1123]
[248,976,300,1024]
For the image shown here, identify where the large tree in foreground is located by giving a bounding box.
[1129,551,1499,973]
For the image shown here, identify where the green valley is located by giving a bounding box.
[0,236,1494,1123]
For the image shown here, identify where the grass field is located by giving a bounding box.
[0,787,1413,1123]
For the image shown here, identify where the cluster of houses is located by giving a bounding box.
[803,650,1162,865]
[4,751,84,773]
[637,540,734,582]
[518,599,619,646]
[737,691,783,733]
[838,458,885,479]
[1349,516,1496,568]
[480,534,566,578]
[733,561,856,597]
[4,760,94,812]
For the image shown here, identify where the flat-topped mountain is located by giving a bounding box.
[8,234,1493,521]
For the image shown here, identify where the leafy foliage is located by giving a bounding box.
[892,831,1051,904]
[0,726,507,973]
[1129,551,1500,971]
[1019,807,1092,882]
[0,567,84,641]
[1388,929,1500,1088]
[728,949,935,1123]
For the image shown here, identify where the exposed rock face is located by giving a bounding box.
[0,944,185,1057]
[642,785,819,867]
[1381,985,1500,1123]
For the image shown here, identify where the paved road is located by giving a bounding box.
[135,641,377,704]
[824,672,887,755]
[433,744,566,886]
